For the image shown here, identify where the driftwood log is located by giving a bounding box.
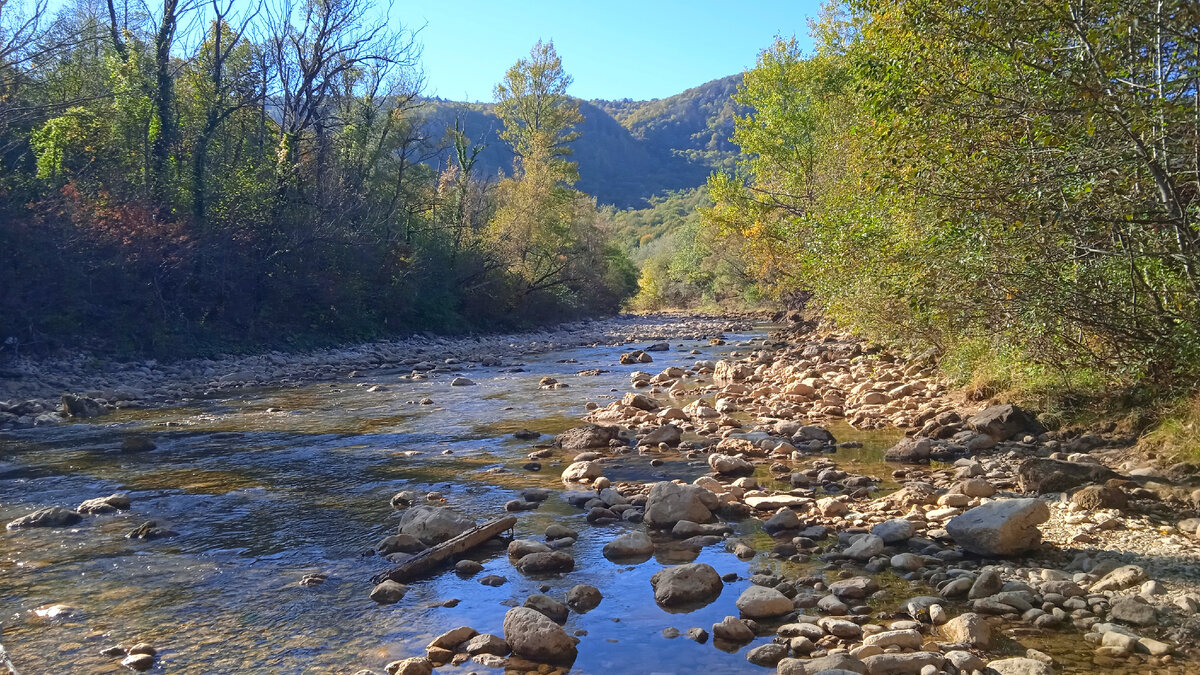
[370,515,517,585]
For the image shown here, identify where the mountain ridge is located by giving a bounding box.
[418,74,744,208]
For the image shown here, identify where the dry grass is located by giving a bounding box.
[1141,392,1200,461]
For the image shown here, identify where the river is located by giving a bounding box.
[0,321,908,674]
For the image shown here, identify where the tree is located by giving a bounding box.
[186,0,263,226]
[493,39,582,184]
[706,0,1200,389]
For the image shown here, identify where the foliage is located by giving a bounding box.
[707,0,1200,394]
[487,41,637,316]
[0,4,635,355]
[619,188,761,310]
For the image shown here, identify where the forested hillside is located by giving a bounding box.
[419,74,743,208]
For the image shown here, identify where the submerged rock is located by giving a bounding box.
[127,520,178,539]
[7,506,82,529]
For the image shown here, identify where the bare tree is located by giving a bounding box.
[265,0,418,202]
[191,0,263,225]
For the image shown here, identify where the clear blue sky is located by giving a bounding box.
[399,0,821,102]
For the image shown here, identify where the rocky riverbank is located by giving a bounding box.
[7,314,1200,674]
[360,319,1200,675]
[0,313,755,431]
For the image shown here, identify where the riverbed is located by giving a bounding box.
[0,322,907,674]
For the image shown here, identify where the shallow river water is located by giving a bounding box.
[0,327,1149,674]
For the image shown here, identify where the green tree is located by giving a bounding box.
[707,0,1200,393]
[493,39,582,184]
[489,40,584,297]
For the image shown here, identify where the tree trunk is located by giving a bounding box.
[370,516,516,585]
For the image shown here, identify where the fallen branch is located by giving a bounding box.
[370,515,517,585]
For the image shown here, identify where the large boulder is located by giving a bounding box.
[555,425,619,449]
[985,657,1055,675]
[644,481,717,527]
[561,461,602,483]
[602,531,655,561]
[735,585,793,618]
[397,506,475,545]
[61,393,105,418]
[967,404,1044,441]
[707,453,754,476]
[650,563,723,609]
[884,437,932,463]
[713,360,753,386]
[945,499,1049,555]
[502,606,577,665]
[1018,458,1119,493]
[7,506,82,529]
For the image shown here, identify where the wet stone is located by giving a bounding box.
[121,654,155,672]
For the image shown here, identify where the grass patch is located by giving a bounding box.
[1140,392,1200,461]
